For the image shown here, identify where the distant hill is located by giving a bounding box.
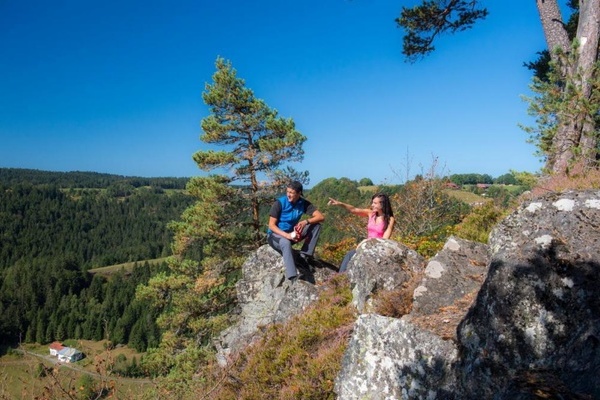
[0,167,190,189]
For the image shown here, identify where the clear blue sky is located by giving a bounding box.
[1,1,558,186]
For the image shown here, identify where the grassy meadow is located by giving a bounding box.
[0,340,153,399]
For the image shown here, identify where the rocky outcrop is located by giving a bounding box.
[337,235,491,399]
[217,190,600,399]
[457,190,600,399]
[214,245,337,366]
[336,189,600,399]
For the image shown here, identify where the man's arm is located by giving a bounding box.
[296,208,325,231]
[268,216,295,240]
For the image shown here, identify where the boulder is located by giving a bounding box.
[347,238,425,313]
[214,245,337,366]
[334,314,458,400]
[457,190,600,399]
[335,237,486,399]
[411,236,489,317]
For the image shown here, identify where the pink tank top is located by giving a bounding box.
[367,213,386,238]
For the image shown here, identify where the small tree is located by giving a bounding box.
[359,177,374,186]
[137,58,310,378]
[494,173,518,185]
[194,57,308,243]
[136,176,245,374]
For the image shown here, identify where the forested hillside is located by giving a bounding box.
[0,168,526,382]
[0,169,194,353]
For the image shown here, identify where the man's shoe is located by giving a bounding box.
[299,253,314,262]
[287,275,299,287]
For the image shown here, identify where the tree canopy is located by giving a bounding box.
[396,0,600,175]
[194,57,308,240]
[396,0,488,62]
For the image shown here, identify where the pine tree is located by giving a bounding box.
[136,177,244,368]
[194,57,307,242]
[137,58,310,373]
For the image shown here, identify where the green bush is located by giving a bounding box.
[455,202,505,244]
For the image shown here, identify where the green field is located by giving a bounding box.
[88,257,169,276]
[0,340,153,399]
[443,189,490,205]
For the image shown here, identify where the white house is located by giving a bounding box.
[57,346,83,363]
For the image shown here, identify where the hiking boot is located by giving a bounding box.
[299,253,312,261]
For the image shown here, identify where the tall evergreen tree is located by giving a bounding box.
[136,176,245,372]
[194,57,307,243]
[137,58,309,373]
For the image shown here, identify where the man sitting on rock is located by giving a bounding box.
[267,181,325,283]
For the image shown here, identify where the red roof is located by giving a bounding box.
[49,341,64,351]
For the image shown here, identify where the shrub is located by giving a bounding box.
[391,178,468,240]
[319,237,356,266]
[455,202,506,244]
[396,226,455,259]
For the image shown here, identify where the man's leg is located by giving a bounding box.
[267,233,298,279]
[300,223,321,257]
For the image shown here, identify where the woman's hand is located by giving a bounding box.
[327,197,339,206]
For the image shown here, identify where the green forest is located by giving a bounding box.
[0,168,194,354]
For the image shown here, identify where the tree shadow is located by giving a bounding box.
[455,242,600,399]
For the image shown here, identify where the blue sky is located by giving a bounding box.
[1,1,559,186]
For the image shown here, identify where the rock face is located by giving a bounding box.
[457,190,600,399]
[411,236,490,317]
[337,235,490,399]
[214,245,337,366]
[334,314,459,400]
[336,190,600,399]
[217,190,600,399]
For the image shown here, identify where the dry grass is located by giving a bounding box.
[407,290,479,342]
[372,270,423,319]
[187,274,355,400]
[526,165,600,199]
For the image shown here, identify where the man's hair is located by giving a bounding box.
[287,180,303,194]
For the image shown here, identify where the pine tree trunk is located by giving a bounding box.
[538,0,600,173]
[576,0,600,168]
[536,0,570,57]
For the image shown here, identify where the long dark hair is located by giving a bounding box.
[372,193,394,231]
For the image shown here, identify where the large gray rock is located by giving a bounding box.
[457,190,600,399]
[348,238,425,313]
[411,236,490,316]
[214,245,336,366]
[335,237,484,399]
[334,314,458,400]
